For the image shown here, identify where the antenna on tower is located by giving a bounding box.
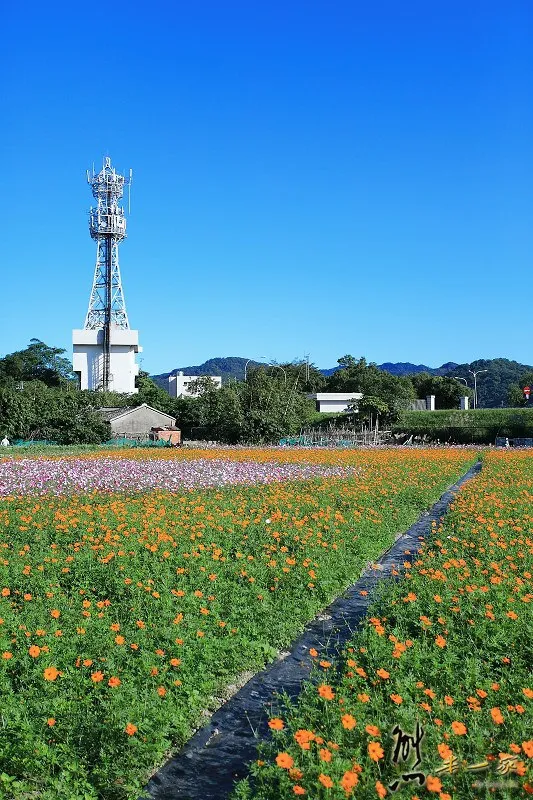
[128,169,133,214]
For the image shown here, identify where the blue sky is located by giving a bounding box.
[2,1,532,374]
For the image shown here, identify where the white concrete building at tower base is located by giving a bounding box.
[72,328,142,393]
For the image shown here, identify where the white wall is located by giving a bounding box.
[168,374,222,398]
[317,399,354,413]
[72,328,141,393]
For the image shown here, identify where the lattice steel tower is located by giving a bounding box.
[73,157,141,393]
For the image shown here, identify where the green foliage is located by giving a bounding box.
[0,383,110,444]
[326,356,415,422]
[173,368,316,444]
[0,339,75,388]
[448,358,533,408]
[507,371,533,407]
[411,372,472,409]
[394,407,533,443]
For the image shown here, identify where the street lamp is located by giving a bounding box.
[244,356,269,382]
[468,369,488,410]
[270,364,287,386]
[454,376,468,387]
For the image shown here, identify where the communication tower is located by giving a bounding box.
[72,157,142,393]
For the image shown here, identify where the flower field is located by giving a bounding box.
[234,450,533,800]
[0,455,356,495]
[0,448,475,800]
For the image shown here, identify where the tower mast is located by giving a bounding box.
[73,158,141,394]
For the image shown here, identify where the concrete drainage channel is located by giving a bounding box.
[141,460,482,800]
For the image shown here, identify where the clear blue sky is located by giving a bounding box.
[2,1,532,374]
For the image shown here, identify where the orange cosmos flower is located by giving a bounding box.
[375,781,387,798]
[289,767,304,780]
[435,635,446,648]
[390,694,403,705]
[365,725,381,737]
[294,729,314,748]
[368,742,384,762]
[318,684,335,700]
[50,609,60,619]
[444,695,454,706]
[114,635,125,645]
[108,676,121,688]
[319,748,332,762]
[46,718,56,727]
[318,774,334,788]
[438,743,453,760]
[376,668,390,679]
[276,752,294,769]
[522,741,533,758]
[124,723,137,736]
[170,658,181,667]
[340,770,359,792]
[341,714,356,729]
[43,667,59,681]
[451,721,467,735]
[268,718,284,731]
[157,686,166,697]
[91,671,104,683]
[491,707,504,724]
[358,693,370,703]
[293,787,306,796]
[523,688,533,699]
[425,776,442,792]
[28,645,41,658]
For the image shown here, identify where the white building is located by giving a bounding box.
[168,371,222,398]
[73,328,141,393]
[308,392,363,413]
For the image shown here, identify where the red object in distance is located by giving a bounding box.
[524,386,531,400]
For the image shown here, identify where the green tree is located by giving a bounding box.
[0,383,110,443]
[326,356,415,421]
[0,340,75,388]
[410,373,471,409]
[356,395,390,423]
[508,372,533,407]
[135,372,176,414]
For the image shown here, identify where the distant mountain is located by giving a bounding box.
[151,357,533,408]
[152,357,261,388]
[152,358,463,384]
[323,361,459,377]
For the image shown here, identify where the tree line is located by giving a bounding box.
[0,340,529,445]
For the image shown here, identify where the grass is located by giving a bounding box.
[394,408,533,443]
[233,450,533,799]
[0,448,475,799]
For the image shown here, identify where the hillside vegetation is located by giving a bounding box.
[394,408,533,443]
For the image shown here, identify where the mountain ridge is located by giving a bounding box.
[152,357,461,383]
[150,357,533,408]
